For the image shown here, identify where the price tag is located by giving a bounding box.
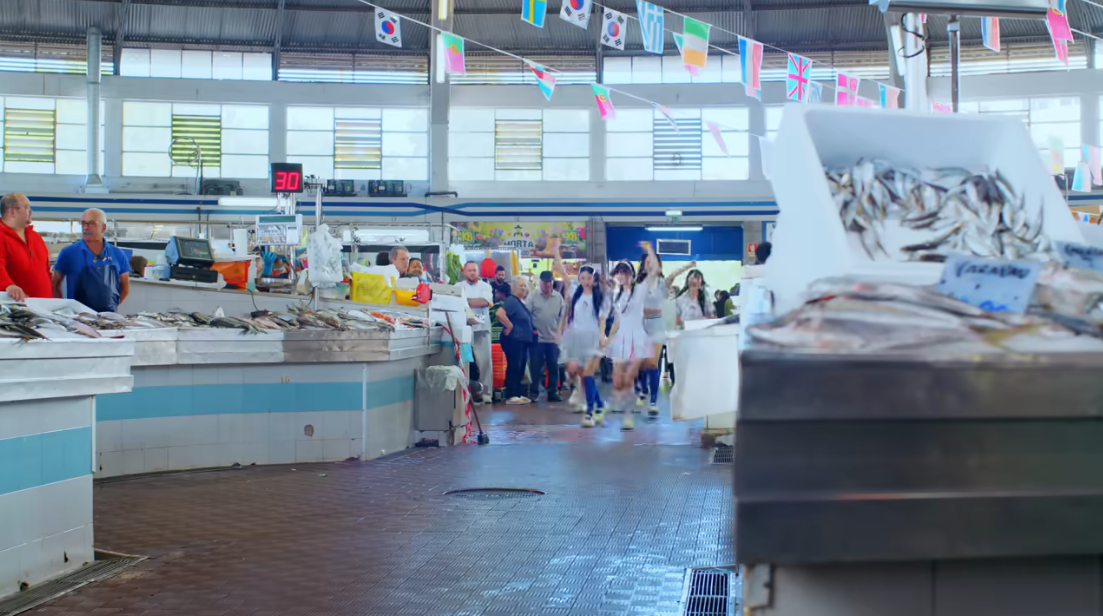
[1056,241,1103,273]
[936,256,1041,314]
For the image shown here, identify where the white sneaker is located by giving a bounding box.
[581,414,595,428]
[636,394,646,406]
[482,395,492,404]
[648,404,660,417]
[621,414,634,431]
[506,397,526,405]
[568,388,581,407]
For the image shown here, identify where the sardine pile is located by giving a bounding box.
[827,159,1051,263]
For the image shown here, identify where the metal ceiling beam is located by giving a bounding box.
[273,0,285,79]
[112,0,133,75]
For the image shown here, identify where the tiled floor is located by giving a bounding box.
[29,391,732,616]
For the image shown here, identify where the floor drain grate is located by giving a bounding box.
[0,552,145,616]
[444,488,545,499]
[682,567,738,616]
[711,446,733,464]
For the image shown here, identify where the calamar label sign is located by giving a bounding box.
[1056,241,1103,274]
[936,256,1041,314]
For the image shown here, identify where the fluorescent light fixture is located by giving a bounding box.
[645,226,703,232]
[664,210,683,217]
[218,197,278,208]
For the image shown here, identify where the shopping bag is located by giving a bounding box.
[351,272,393,304]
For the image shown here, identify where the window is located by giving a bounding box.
[279,53,428,85]
[931,41,1087,76]
[287,107,428,181]
[122,102,269,178]
[450,56,595,85]
[606,107,748,181]
[959,97,1079,170]
[603,51,889,84]
[449,108,589,182]
[120,49,272,80]
[765,106,783,140]
[0,97,102,174]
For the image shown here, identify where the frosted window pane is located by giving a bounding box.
[632,56,662,84]
[1030,97,1079,122]
[123,152,171,176]
[655,169,700,181]
[703,157,748,180]
[979,99,1027,112]
[288,106,334,130]
[703,132,748,156]
[172,164,214,178]
[55,150,87,175]
[123,102,171,127]
[449,132,494,157]
[543,157,589,181]
[722,55,741,83]
[172,103,220,117]
[449,108,494,132]
[606,108,654,132]
[606,132,653,156]
[287,155,334,179]
[181,50,213,79]
[150,49,182,78]
[335,168,381,181]
[222,129,269,154]
[702,107,749,130]
[123,126,171,153]
[287,130,334,155]
[383,108,428,131]
[543,109,589,132]
[496,169,542,181]
[222,154,269,178]
[55,99,86,125]
[56,124,87,150]
[604,57,632,84]
[335,107,381,119]
[222,105,269,129]
[382,157,428,180]
[662,56,691,84]
[544,132,589,158]
[693,58,723,83]
[607,158,653,180]
[212,52,243,80]
[496,109,542,120]
[449,157,495,181]
[120,48,150,77]
[4,161,54,174]
[242,53,272,80]
[660,108,700,119]
[1031,123,1079,148]
[6,97,55,111]
[765,107,784,131]
[382,132,428,157]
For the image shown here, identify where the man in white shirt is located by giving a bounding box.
[461,261,494,403]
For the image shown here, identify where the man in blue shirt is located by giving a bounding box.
[52,208,131,313]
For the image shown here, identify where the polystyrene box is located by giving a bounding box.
[766,105,1085,314]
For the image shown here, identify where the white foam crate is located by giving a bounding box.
[766,105,1085,314]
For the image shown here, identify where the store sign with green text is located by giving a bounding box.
[456,222,586,258]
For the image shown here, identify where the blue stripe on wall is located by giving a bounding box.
[0,427,92,497]
[96,376,414,422]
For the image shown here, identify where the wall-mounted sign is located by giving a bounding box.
[457,222,585,258]
[747,243,758,255]
[256,214,303,246]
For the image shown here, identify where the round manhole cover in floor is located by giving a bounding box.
[444,488,546,499]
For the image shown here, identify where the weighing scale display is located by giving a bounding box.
[270,163,304,193]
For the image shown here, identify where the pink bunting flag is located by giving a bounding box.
[878,83,901,109]
[1047,6,1072,41]
[591,83,616,120]
[1084,144,1102,185]
[856,96,875,108]
[1052,34,1070,67]
[981,17,1000,53]
[706,121,728,155]
[1072,161,1091,192]
[835,72,859,106]
[932,101,952,114]
[652,103,678,131]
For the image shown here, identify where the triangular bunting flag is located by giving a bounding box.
[681,17,710,69]
[601,9,627,50]
[671,33,700,76]
[559,0,592,28]
[786,53,810,102]
[807,81,823,104]
[1051,31,1070,66]
[706,121,728,155]
[981,17,1000,53]
[835,72,860,106]
[877,83,901,109]
[522,0,548,28]
[636,0,665,54]
[375,9,403,48]
[738,36,763,101]
[592,84,616,120]
[856,96,875,108]
[527,63,556,101]
[1073,161,1092,192]
[441,32,465,75]
[652,103,678,131]
[1047,3,1072,41]
[1049,135,1065,174]
[932,101,952,113]
[1083,144,1102,185]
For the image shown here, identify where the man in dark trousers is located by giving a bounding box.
[526,270,565,402]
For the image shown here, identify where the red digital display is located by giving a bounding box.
[270,163,305,193]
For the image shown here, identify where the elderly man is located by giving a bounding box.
[0,193,52,302]
[461,260,494,404]
[526,270,564,402]
[389,246,410,276]
[52,208,131,313]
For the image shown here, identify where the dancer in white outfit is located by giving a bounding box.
[606,242,660,430]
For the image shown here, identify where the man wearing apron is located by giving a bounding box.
[52,208,131,313]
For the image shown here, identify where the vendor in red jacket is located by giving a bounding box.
[0,193,53,302]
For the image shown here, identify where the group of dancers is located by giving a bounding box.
[552,240,716,430]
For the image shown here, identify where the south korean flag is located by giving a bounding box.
[375,9,402,48]
[601,9,627,50]
[559,0,592,29]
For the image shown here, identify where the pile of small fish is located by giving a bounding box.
[828,159,1051,263]
[0,304,105,341]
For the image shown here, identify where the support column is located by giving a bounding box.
[103,98,122,179]
[748,103,765,181]
[1085,41,1099,151]
[86,28,104,188]
[428,0,452,193]
[901,13,928,111]
[269,101,288,164]
[589,108,605,182]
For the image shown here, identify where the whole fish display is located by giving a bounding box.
[827,159,1052,263]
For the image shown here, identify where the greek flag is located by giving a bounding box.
[635,0,664,54]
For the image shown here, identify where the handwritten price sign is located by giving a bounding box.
[936,256,1042,314]
[1056,241,1103,274]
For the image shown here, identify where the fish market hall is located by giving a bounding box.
[3,2,1103,614]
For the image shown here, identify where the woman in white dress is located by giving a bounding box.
[559,264,614,428]
[675,269,716,325]
[606,242,660,430]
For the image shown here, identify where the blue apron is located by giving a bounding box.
[74,245,121,313]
